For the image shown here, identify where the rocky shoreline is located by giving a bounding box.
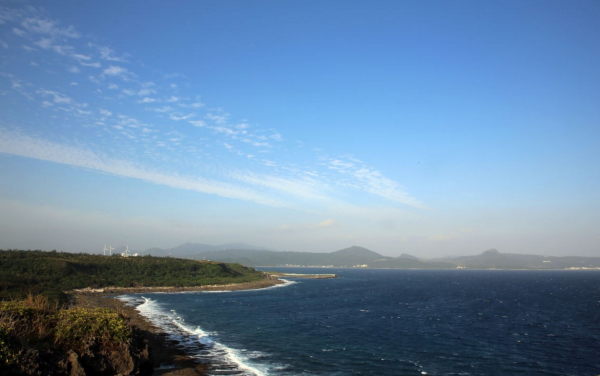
[72,277,284,295]
[71,278,285,376]
[267,272,337,279]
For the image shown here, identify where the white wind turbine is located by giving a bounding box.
[103,244,108,256]
[109,245,114,256]
[124,245,130,257]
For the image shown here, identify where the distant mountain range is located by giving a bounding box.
[434,248,600,270]
[143,242,276,257]
[139,244,600,270]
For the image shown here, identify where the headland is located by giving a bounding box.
[0,249,295,375]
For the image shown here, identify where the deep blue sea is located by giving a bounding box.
[120,269,600,376]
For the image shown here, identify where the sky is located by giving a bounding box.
[0,1,599,258]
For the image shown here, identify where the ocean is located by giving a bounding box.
[119,269,600,376]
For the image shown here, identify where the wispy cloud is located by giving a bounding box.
[206,112,229,125]
[138,97,156,103]
[138,88,156,96]
[37,89,72,104]
[8,11,94,67]
[228,170,330,202]
[20,17,80,38]
[277,218,340,233]
[81,61,101,68]
[13,27,27,37]
[103,65,132,79]
[318,219,336,227]
[170,113,195,121]
[0,3,425,215]
[71,53,91,61]
[152,106,173,113]
[189,120,205,127]
[94,45,127,62]
[0,129,294,209]
[326,157,425,208]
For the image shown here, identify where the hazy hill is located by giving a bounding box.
[399,253,420,260]
[199,247,600,270]
[324,246,385,265]
[440,249,600,269]
[188,246,386,267]
[142,242,273,257]
[370,257,455,269]
[180,245,456,269]
[141,243,600,270]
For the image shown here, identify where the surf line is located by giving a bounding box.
[131,296,269,375]
[124,279,303,376]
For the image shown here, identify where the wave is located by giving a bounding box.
[201,278,297,294]
[118,295,272,376]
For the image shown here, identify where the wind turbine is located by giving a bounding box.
[124,245,130,257]
[109,245,114,256]
[103,244,108,256]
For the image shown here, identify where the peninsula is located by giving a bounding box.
[0,249,288,375]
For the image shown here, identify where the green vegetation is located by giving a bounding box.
[0,322,19,367]
[1,295,128,362]
[0,294,145,375]
[0,250,267,374]
[53,307,130,352]
[0,250,268,300]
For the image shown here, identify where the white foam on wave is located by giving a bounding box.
[271,278,297,288]
[202,278,297,294]
[120,295,272,376]
[214,342,269,376]
[397,358,432,376]
[242,350,270,359]
[169,310,215,346]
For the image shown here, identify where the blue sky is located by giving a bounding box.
[0,1,599,257]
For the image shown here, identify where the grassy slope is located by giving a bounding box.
[0,250,267,300]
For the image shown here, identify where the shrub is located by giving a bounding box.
[0,323,20,366]
[0,295,131,360]
[53,307,130,351]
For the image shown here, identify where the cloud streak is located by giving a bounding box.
[0,129,293,209]
[0,3,425,214]
[326,157,425,208]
